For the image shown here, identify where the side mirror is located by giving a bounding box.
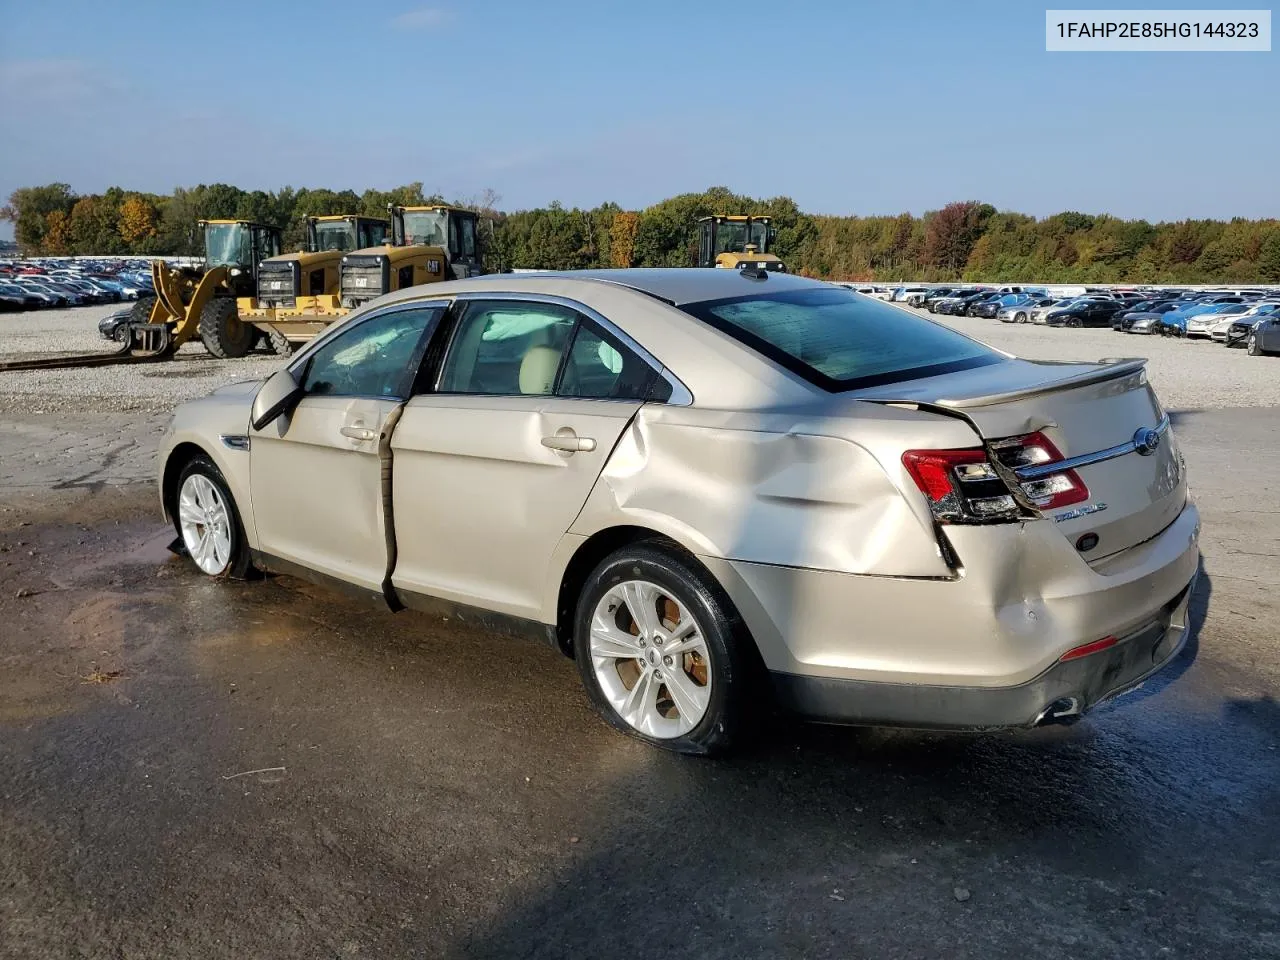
[251,367,304,432]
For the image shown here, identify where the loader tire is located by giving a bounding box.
[130,295,157,325]
[199,298,254,359]
[263,327,294,357]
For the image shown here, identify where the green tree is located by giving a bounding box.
[1,183,76,253]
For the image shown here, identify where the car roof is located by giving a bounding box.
[403,268,825,306]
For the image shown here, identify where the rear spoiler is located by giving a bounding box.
[927,358,1148,410]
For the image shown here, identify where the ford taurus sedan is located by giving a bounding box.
[158,270,1200,754]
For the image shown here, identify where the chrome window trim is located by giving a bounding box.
[444,291,693,406]
[1015,415,1171,481]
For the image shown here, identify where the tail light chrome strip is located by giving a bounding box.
[1015,415,1170,481]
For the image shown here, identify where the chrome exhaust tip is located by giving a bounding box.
[1034,697,1081,726]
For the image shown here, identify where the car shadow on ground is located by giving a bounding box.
[454,562,1278,960]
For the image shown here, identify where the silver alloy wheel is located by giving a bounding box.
[178,473,233,576]
[589,579,712,739]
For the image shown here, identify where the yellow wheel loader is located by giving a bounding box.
[237,215,389,356]
[337,204,484,310]
[696,215,786,272]
[132,219,282,359]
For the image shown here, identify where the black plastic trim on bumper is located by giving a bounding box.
[771,578,1194,731]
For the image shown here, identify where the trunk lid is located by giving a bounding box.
[857,358,1186,561]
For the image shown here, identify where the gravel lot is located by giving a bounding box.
[0,305,281,413]
[1,299,1279,414]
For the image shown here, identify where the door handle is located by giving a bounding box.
[541,434,596,453]
[340,423,377,441]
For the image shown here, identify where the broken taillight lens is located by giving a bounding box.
[903,431,1090,524]
[990,431,1090,510]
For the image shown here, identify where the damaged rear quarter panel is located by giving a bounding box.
[567,401,980,580]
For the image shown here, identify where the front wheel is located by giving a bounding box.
[1015,311,1027,324]
[199,297,255,359]
[1068,317,1083,328]
[174,456,253,579]
[1248,333,1263,356]
[573,543,755,755]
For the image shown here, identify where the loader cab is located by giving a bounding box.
[390,205,483,279]
[696,215,786,272]
[338,205,485,309]
[307,215,389,253]
[200,220,281,297]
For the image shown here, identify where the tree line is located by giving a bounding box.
[4,183,1279,283]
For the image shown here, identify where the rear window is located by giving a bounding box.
[681,287,1003,391]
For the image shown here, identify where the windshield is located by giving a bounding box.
[402,210,448,247]
[681,286,1002,391]
[714,220,749,255]
[748,219,768,251]
[204,223,250,268]
[314,221,358,252]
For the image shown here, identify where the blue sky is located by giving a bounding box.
[1,0,1277,239]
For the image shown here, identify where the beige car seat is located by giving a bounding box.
[519,345,561,394]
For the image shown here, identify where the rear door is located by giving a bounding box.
[389,296,669,619]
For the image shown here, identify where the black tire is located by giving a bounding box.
[1015,311,1027,324]
[1248,333,1262,356]
[111,321,131,343]
[199,297,254,359]
[573,542,758,756]
[1068,317,1083,328]
[263,326,295,357]
[173,455,254,580]
[130,295,157,325]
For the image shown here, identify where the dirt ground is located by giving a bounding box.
[0,407,1277,960]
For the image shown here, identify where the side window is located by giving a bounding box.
[558,322,661,401]
[460,217,476,258]
[438,300,576,396]
[301,306,440,399]
[448,217,461,260]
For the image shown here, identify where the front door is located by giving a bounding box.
[249,302,445,591]
[389,298,666,619]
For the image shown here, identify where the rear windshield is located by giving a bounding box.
[681,286,1003,391]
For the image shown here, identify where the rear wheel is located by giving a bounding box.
[573,543,755,755]
[199,297,254,359]
[262,326,295,357]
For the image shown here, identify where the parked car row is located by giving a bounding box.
[0,257,154,311]
[873,282,1280,360]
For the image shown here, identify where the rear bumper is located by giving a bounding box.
[771,577,1194,729]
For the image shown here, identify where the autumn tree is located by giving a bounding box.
[923,201,993,273]
[118,195,159,247]
[609,212,639,267]
[43,210,72,254]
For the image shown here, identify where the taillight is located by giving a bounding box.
[901,448,1021,523]
[903,431,1090,524]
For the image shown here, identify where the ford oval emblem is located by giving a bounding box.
[1133,427,1161,456]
